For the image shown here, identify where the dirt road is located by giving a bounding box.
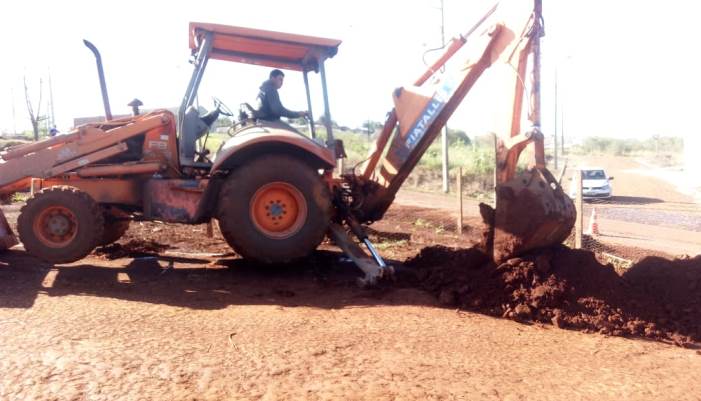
[397,155,701,258]
[1,200,701,400]
[1,251,700,400]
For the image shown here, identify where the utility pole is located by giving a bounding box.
[48,69,55,129]
[553,67,558,170]
[560,57,569,155]
[561,94,565,155]
[10,88,17,135]
[440,0,450,193]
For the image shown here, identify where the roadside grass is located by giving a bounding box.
[572,136,684,167]
[0,138,32,151]
[200,124,684,200]
[200,133,228,155]
[373,239,408,251]
[11,192,30,203]
[413,218,433,228]
[337,131,497,199]
[203,127,498,199]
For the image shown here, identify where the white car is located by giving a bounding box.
[569,168,614,199]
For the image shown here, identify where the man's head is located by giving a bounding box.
[269,69,285,89]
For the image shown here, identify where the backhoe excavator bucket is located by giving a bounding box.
[482,168,575,263]
[0,209,18,251]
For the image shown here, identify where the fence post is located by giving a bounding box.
[206,220,214,238]
[575,169,583,249]
[456,167,463,235]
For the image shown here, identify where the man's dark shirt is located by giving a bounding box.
[255,79,302,121]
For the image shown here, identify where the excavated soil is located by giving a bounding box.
[89,207,701,347]
[403,245,701,347]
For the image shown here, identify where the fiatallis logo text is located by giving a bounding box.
[405,78,454,150]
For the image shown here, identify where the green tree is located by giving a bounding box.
[315,115,338,129]
[213,116,233,128]
[447,128,471,145]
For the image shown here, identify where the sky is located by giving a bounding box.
[1,0,700,144]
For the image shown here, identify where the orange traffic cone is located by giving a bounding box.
[586,208,600,235]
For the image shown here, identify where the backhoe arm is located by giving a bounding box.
[346,0,575,262]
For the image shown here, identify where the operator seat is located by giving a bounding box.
[237,102,303,135]
[179,105,212,167]
[238,103,258,126]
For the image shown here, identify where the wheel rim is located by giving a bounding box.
[250,182,307,239]
[33,206,78,248]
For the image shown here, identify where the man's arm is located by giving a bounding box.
[266,88,304,119]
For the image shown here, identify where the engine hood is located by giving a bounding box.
[211,124,335,172]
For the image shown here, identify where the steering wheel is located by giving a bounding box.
[212,96,234,117]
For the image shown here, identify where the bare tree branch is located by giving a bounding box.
[23,76,44,141]
[23,76,34,120]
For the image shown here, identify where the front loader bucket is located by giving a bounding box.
[0,209,18,251]
[483,168,575,263]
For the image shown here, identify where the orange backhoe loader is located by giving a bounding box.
[0,0,574,285]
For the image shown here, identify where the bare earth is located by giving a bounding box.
[1,155,701,400]
[1,246,700,401]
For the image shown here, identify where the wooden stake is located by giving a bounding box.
[456,167,463,235]
[206,220,214,238]
[575,169,583,249]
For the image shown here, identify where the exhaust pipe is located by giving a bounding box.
[83,39,113,121]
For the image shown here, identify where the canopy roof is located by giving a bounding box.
[189,22,342,72]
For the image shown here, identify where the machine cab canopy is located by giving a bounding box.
[189,22,341,72]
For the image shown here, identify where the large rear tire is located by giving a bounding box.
[18,186,104,264]
[217,155,332,263]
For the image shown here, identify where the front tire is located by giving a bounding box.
[217,155,332,263]
[18,186,104,264]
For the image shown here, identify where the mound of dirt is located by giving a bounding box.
[403,245,701,347]
[94,240,170,260]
